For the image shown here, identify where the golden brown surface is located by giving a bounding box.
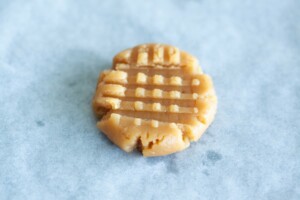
[93,44,217,157]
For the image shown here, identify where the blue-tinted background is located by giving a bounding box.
[0,0,299,199]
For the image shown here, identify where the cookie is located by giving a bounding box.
[93,44,217,156]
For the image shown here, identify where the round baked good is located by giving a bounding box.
[93,44,217,156]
